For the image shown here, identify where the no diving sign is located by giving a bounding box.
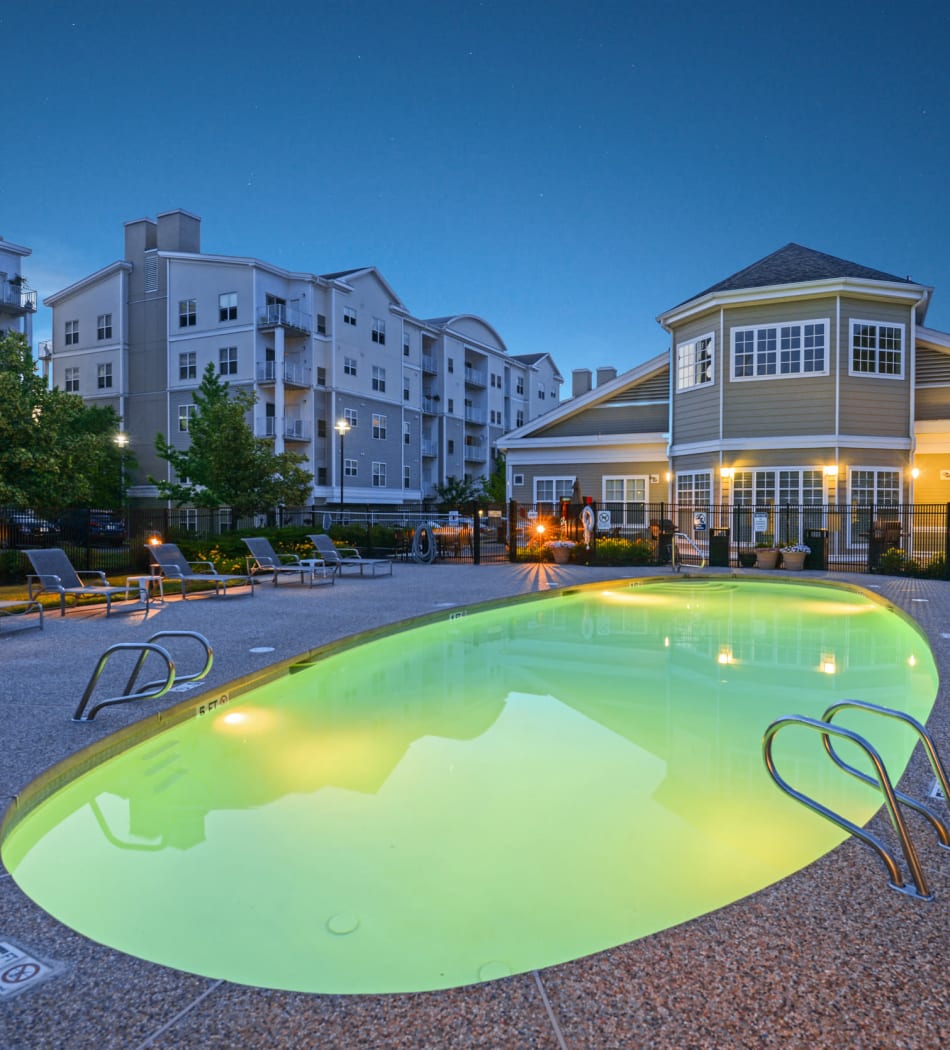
[0,939,65,1000]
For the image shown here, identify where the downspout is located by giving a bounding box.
[833,295,841,496]
[719,307,725,495]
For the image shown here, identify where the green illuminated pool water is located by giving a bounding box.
[1,579,938,994]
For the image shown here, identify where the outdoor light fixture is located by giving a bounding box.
[720,467,733,479]
[335,419,351,508]
[146,532,162,546]
[911,467,920,479]
[823,464,839,477]
[115,431,129,504]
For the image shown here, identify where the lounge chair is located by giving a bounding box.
[242,537,335,587]
[147,543,254,599]
[0,598,44,633]
[25,547,134,617]
[307,533,393,577]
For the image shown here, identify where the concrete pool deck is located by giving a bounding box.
[0,562,947,1049]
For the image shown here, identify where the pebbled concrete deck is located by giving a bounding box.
[1,562,947,1049]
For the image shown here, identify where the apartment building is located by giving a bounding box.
[44,210,563,505]
[0,236,36,344]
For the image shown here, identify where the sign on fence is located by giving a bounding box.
[693,512,707,532]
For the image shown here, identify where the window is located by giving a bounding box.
[513,473,524,486]
[97,363,112,389]
[732,321,827,380]
[179,299,196,327]
[64,366,79,392]
[403,421,410,445]
[403,333,411,356]
[604,476,648,526]
[850,468,900,506]
[447,439,455,454]
[316,313,327,335]
[317,419,327,438]
[344,357,357,376]
[403,383,410,401]
[179,351,196,380]
[178,404,196,432]
[316,366,326,386]
[344,407,358,427]
[343,306,357,326]
[677,333,714,390]
[372,319,386,344]
[372,461,386,487]
[65,320,79,345]
[372,413,387,439]
[219,346,238,375]
[344,458,357,477]
[317,467,327,485]
[372,365,386,392]
[218,292,237,322]
[404,465,411,488]
[534,477,574,503]
[516,376,524,395]
[676,471,711,506]
[539,389,545,399]
[516,410,524,427]
[851,321,904,377]
[448,357,454,373]
[97,314,112,340]
[447,398,454,413]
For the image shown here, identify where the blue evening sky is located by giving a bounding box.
[5,0,950,384]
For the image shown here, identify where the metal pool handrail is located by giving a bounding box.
[763,715,934,901]
[671,532,707,572]
[72,630,213,722]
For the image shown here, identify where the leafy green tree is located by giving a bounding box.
[482,451,507,505]
[431,474,483,509]
[0,331,124,507]
[152,364,313,516]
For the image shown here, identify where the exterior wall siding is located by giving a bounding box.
[671,309,720,445]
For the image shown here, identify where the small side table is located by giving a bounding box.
[126,575,165,607]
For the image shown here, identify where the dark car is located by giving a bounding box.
[0,511,61,548]
[89,512,127,547]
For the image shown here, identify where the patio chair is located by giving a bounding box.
[242,537,335,587]
[307,533,393,577]
[147,543,254,599]
[25,547,133,617]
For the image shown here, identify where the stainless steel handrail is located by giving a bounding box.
[821,700,950,850]
[763,715,933,901]
[72,631,213,722]
[671,532,707,572]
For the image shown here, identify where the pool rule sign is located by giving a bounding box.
[0,939,64,1000]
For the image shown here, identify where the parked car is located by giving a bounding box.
[0,511,61,548]
[88,512,127,547]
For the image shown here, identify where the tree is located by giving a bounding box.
[482,451,507,505]
[0,331,124,507]
[431,474,483,509]
[151,364,313,517]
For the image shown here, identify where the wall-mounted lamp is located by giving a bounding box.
[910,467,920,480]
[664,471,672,483]
[720,467,733,479]
[823,465,839,477]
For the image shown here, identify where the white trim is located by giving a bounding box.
[847,318,906,380]
[507,442,667,467]
[500,431,667,451]
[675,331,715,391]
[671,434,912,455]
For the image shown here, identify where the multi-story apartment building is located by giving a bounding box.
[44,210,562,505]
[0,236,36,344]
[501,243,950,541]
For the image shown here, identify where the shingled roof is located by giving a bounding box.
[687,243,913,302]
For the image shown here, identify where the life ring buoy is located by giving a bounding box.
[580,505,595,541]
[411,523,437,564]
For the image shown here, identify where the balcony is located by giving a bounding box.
[0,280,37,314]
[256,360,311,387]
[256,303,312,335]
[464,407,487,425]
[257,417,311,441]
[464,366,486,387]
[422,396,441,414]
[464,438,487,463]
[421,354,438,374]
[421,439,437,457]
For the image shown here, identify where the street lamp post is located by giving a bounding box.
[335,419,350,510]
[115,431,129,507]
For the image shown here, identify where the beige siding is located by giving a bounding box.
[915,386,950,421]
[916,347,950,384]
[912,455,950,502]
[540,402,667,438]
[671,310,720,444]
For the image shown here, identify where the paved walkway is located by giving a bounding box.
[0,563,948,1049]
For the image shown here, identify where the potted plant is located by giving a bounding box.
[737,549,757,568]
[546,540,575,564]
[754,535,779,569]
[780,543,811,571]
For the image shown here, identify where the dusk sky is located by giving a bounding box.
[6,1,950,384]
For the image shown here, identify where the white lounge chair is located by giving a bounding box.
[25,547,134,617]
[242,537,335,587]
[147,543,254,599]
[307,533,393,577]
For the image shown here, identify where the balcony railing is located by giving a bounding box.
[421,354,438,374]
[464,446,488,463]
[257,417,311,441]
[0,281,36,313]
[255,361,311,387]
[422,396,441,414]
[421,440,437,457]
[256,303,312,334]
[464,366,486,387]
[464,408,487,424]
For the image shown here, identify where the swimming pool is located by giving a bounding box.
[1,578,938,994]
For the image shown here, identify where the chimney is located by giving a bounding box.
[572,368,592,397]
[596,366,617,387]
[124,217,157,261]
[156,209,201,253]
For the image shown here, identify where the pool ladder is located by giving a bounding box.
[671,532,707,572]
[73,630,213,722]
[763,700,950,901]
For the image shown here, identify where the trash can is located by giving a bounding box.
[804,528,828,570]
[657,519,675,565]
[709,527,730,567]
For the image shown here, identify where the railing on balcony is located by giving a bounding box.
[0,281,37,313]
[256,303,312,333]
[422,396,441,414]
[464,439,488,462]
[257,417,311,441]
[421,440,437,457]
[421,354,437,374]
[464,408,487,424]
[464,366,486,387]
[255,361,311,387]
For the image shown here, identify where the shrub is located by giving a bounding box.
[591,537,655,566]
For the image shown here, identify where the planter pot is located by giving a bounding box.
[738,551,757,568]
[755,548,779,569]
[550,547,572,564]
[781,550,807,571]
